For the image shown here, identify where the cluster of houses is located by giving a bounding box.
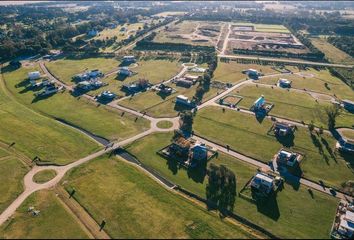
[167,136,211,168]
[174,74,199,88]
[28,71,61,97]
[332,200,354,239]
[73,69,104,82]
[152,83,174,95]
[73,69,105,93]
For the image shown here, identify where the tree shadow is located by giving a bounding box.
[166,156,179,175]
[1,64,19,73]
[19,84,44,94]
[174,104,194,113]
[310,133,326,159]
[15,79,31,88]
[95,97,115,105]
[278,168,301,190]
[320,137,337,162]
[254,192,280,221]
[115,74,129,81]
[187,160,207,183]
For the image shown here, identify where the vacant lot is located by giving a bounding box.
[310,37,354,64]
[194,106,354,189]
[33,170,57,184]
[3,64,150,143]
[124,132,338,239]
[213,60,281,84]
[259,68,354,101]
[0,157,28,213]
[46,57,120,85]
[234,84,353,128]
[153,11,187,17]
[94,23,144,41]
[0,67,100,165]
[62,154,255,239]
[0,190,88,239]
[232,22,290,33]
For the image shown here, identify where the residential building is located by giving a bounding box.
[278,78,292,88]
[251,172,275,196]
[336,138,354,153]
[274,122,294,137]
[28,71,41,80]
[338,210,354,238]
[176,79,193,88]
[191,143,208,161]
[176,95,195,107]
[118,67,132,76]
[342,99,354,112]
[276,149,299,167]
[253,95,265,110]
[122,55,136,63]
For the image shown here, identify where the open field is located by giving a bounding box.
[153,20,223,47]
[62,154,255,239]
[231,22,290,33]
[0,67,100,165]
[341,129,354,140]
[82,58,182,97]
[0,148,8,158]
[33,170,57,184]
[258,68,354,101]
[194,106,354,189]
[124,132,339,239]
[45,57,120,85]
[3,64,150,142]
[0,190,89,239]
[119,83,219,117]
[153,11,187,17]
[0,157,28,213]
[233,84,353,128]
[94,23,144,41]
[213,60,283,84]
[310,37,354,64]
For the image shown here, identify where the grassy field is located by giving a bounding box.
[0,148,8,158]
[233,84,353,128]
[0,157,28,213]
[310,37,354,64]
[94,23,144,41]
[153,11,187,17]
[341,129,354,140]
[2,64,150,142]
[124,132,338,239]
[259,68,354,101]
[0,66,101,165]
[45,57,121,85]
[156,120,173,129]
[33,170,57,184]
[85,58,182,97]
[194,106,354,189]
[119,83,219,117]
[62,154,255,239]
[0,190,88,239]
[232,22,290,33]
[214,60,282,84]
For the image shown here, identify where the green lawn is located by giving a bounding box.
[259,68,354,101]
[2,64,150,142]
[62,154,255,239]
[94,23,144,41]
[0,190,89,239]
[310,37,354,64]
[156,120,173,129]
[124,132,338,239]
[45,57,121,85]
[233,84,353,128]
[0,67,100,165]
[0,157,28,213]
[194,106,354,189]
[33,170,57,184]
[0,148,8,158]
[119,83,219,117]
[214,60,283,84]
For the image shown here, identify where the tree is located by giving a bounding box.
[325,105,341,130]
[206,164,236,215]
[179,110,193,133]
[308,120,315,133]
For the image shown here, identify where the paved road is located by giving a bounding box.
[218,54,354,69]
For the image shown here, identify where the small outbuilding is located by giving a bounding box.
[28,71,41,80]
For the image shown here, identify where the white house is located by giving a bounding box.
[251,173,275,195]
[176,95,195,107]
[253,95,265,109]
[122,55,136,63]
[28,71,41,80]
[118,67,132,76]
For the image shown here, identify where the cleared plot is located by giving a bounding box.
[234,85,353,128]
[0,157,28,213]
[153,11,187,17]
[124,132,338,239]
[33,170,57,184]
[213,60,281,84]
[310,37,354,64]
[62,155,254,239]
[232,22,290,33]
[341,129,354,140]
[153,20,222,47]
[119,83,219,118]
[259,68,354,101]
[0,190,88,239]
[94,23,144,41]
[45,57,120,85]
[0,69,100,165]
[194,106,354,189]
[3,64,150,142]
[85,59,181,97]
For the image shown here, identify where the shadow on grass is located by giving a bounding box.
[31,92,56,103]
[115,74,129,81]
[253,192,280,221]
[187,161,207,184]
[275,134,295,148]
[1,64,19,73]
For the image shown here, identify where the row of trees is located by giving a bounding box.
[327,36,354,58]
